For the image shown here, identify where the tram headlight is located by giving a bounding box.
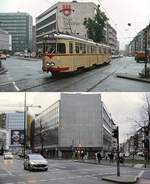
[46,62,55,67]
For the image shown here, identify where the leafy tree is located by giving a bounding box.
[83,5,108,43]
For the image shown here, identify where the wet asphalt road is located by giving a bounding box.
[0,157,146,184]
[0,56,150,92]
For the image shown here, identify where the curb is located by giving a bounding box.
[116,73,150,83]
[74,160,134,168]
[102,175,138,183]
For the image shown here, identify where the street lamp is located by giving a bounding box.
[24,92,41,157]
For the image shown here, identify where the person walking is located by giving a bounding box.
[97,152,102,164]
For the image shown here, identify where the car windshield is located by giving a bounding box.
[29,155,45,160]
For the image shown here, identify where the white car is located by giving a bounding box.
[4,152,13,159]
[24,154,48,171]
[0,54,7,60]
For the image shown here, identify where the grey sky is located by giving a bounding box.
[0,0,150,49]
[0,92,147,142]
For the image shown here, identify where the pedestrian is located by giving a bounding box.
[97,152,102,164]
[81,151,84,160]
[109,152,114,163]
[105,153,108,160]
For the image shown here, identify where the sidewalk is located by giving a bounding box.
[116,73,150,83]
[102,175,138,183]
[74,159,150,168]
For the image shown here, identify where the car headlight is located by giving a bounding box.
[30,161,35,165]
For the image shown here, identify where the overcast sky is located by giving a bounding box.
[0,92,148,143]
[0,0,150,49]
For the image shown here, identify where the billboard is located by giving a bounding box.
[11,130,24,146]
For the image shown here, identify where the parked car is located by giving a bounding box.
[24,53,31,58]
[0,54,7,60]
[24,154,48,171]
[6,54,10,58]
[4,152,13,159]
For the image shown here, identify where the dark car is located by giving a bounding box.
[24,154,48,171]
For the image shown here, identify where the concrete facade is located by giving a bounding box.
[0,29,12,51]
[126,24,150,56]
[106,24,119,54]
[34,93,115,158]
[0,13,33,52]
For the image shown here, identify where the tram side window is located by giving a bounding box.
[82,44,86,54]
[57,43,66,54]
[99,47,102,54]
[91,46,96,54]
[103,47,106,54]
[75,43,80,53]
[69,42,73,54]
[87,45,90,53]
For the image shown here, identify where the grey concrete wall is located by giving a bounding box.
[60,93,103,148]
[57,2,96,38]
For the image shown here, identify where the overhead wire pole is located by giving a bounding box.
[23,92,27,157]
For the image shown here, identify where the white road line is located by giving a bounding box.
[137,170,144,178]
[12,81,20,91]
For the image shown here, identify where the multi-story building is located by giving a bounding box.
[0,12,33,52]
[0,29,12,51]
[123,127,145,156]
[32,26,36,53]
[34,93,115,158]
[5,112,24,153]
[106,24,119,54]
[126,24,150,56]
[36,1,96,52]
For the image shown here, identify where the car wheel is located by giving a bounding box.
[24,164,27,170]
[45,168,48,171]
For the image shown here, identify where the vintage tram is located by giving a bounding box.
[42,33,112,76]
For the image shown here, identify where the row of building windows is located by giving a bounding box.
[36,23,56,36]
[36,14,56,29]
[36,7,57,21]
[0,16,28,20]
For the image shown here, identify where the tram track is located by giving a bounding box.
[0,59,131,92]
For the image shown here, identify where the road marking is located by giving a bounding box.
[12,81,20,91]
[137,170,144,178]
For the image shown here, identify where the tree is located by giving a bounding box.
[35,119,48,156]
[129,94,150,167]
[83,5,108,43]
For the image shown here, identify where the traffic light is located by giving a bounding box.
[112,127,119,139]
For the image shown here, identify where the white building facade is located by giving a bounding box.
[34,93,115,158]
[0,29,12,51]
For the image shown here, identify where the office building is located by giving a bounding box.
[0,12,33,52]
[0,29,12,51]
[36,1,96,52]
[106,24,119,54]
[34,93,115,158]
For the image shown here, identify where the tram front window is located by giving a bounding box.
[45,43,66,54]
